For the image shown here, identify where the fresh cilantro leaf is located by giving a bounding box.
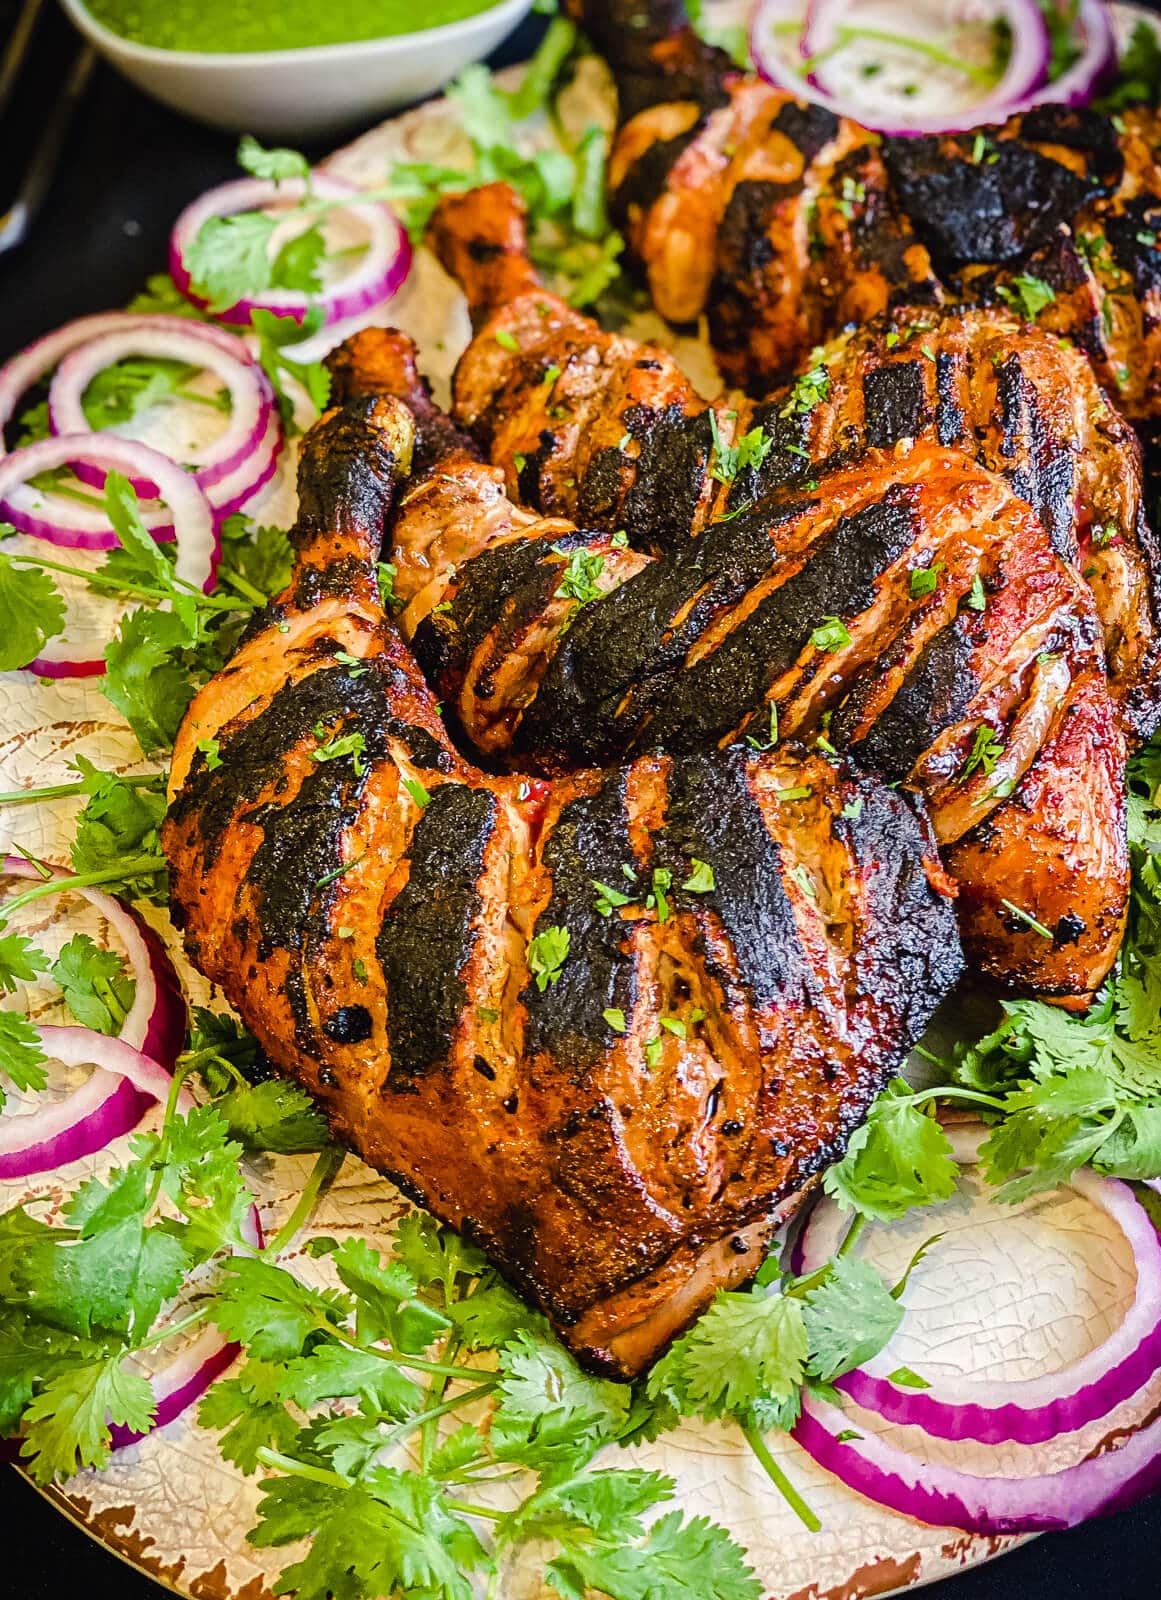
[277,1343,422,1419]
[647,1287,807,1421]
[103,607,197,753]
[251,308,332,432]
[0,931,48,994]
[802,1255,903,1380]
[390,1211,487,1300]
[210,1257,351,1361]
[965,573,987,611]
[492,1331,631,1466]
[271,225,327,297]
[810,616,851,653]
[217,514,295,601]
[238,134,312,184]
[0,1012,48,1107]
[251,1469,491,1600]
[448,1278,545,1350]
[505,1464,673,1547]
[20,1356,155,1485]
[50,934,134,1034]
[330,1236,450,1352]
[822,1078,959,1221]
[0,552,66,671]
[214,1078,328,1154]
[528,924,570,989]
[11,1158,188,1339]
[199,1362,301,1474]
[69,762,168,898]
[126,273,208,318]
[186,211,279,313]
[0,1310,103,1436]
[681,859,715,893]
[1096,21,1161,110]
[546,1508,762,1600]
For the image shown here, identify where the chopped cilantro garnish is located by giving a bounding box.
[811,616,852,653]
[527,924,570,989]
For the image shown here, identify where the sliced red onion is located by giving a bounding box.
[206,408,284,522]
[1020,0,1116,108]
[0,432,215,578]
[753,0,1051,135]
[0,1025,178,1181]
[794,1391,1161,1533]
[0,857,184,1180]
[0,313,253,460]
[795,1127,1161,1445]
[169,174,411,329]
[48,325,276,500]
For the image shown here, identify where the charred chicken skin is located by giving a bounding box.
[427,184,1161,744]
[331,328,1128,1002]
[163,395,962,1376]
[564,0,1161,424]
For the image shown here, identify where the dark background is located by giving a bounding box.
[2,2,1160,1595]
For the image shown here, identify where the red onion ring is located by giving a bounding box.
[0,313,253,460]
[0,857,184,1180]
[0,433,216,578]
[794,1391,1161,1533]
[205,408,284,523]
[794,1125,1161,1445]
[48,325,277,501]
[169,174,411,329]
[0,1025,178,1181]
[1020,0,1117,108]
[753,0,1051,134]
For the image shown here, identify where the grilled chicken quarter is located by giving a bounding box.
[426,183,1161,745]
[330,329,1129,1004]
[565,0,1161,426]
[164,395,963,1376]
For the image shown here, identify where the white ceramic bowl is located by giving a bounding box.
[60,0,535,140]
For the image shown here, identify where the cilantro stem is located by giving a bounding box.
[262,1143,346,1257]
[0,774,160,807]
[787,1214,867,1298]
[9,553,249,613]
[255,1446,351,1489]
[832,23,998,85]
[909,1085,1008,1113]
[740,1419,821,1532]
[0,857,166,917]
[214,564,270,607]
[308,1315,490,1381]
[136,1301,210,1350]
[419,1329,463,1472]
[446,1500,505,1522]
[389,1378,497,1460]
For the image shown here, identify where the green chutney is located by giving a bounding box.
[84,0,500,52]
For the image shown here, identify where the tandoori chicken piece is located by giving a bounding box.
[427,185,1161,742]
[566,0,1161,422]
[164,392,962,1376]
[331,329,1130,1002]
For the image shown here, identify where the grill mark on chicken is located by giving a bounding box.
[642,496,917,753]
[664,748,815,1011]
[425,181,1160,741]
[882,134,1104,271]
[378,783,497,1089]
[618,401,716,550]
[843,618,981,781]
[165,386,964,1372]
[523,768,638,1074]
[863,360,929,448]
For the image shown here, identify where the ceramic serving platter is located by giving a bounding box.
[3,11,1161,1596]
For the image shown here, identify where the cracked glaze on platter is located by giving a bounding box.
[4,13,1161,1595]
